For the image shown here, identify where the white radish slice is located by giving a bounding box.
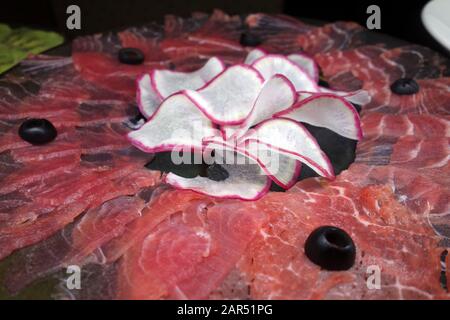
[275,93,363,140]
[128,92,217,153]
[251,55,319,92]
[154,57,225,97]
[244,48,267,65]
[240,118,335,179]
[241,141,301,189]
[136,57,225,118]
[165,150,271,200]
[136,73,162,118]
[287,53,319,82]
[319,87,371,105]
[204,138,301,189]
[184,65,264,125]
[222,74,297,139]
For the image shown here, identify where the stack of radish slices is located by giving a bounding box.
[129,49,368,200]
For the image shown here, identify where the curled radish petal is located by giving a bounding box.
[136,74,162,118]
[275,93,363,140]
[252,55,319,92]
[287,53,319,82]
[241,118,335,179]
[204,138,301,189]
[154,57,225,97]
[244,48,267,65]
[165,150,271,201]
[128,92,217,153]
[319,87,371,105]
[223,74,297,139]
[184,65,264,125]
[136,57,225,118]
[243,141,302,189]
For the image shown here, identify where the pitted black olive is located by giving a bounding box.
[239,31,262,47]
[304,226,356,271]
[207,163,229,181]
[18,118,57,145]
[390,78,420,95]
[118,48,145,65]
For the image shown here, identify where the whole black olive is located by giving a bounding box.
[239,32,262,47]
[18,118,57,145]
[118,48,145,65]
[390,78,420,95]
[207,163,229,181]
[304,226,356,271]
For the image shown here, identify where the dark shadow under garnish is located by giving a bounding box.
[145,151,207,179]
[206,163,229,181]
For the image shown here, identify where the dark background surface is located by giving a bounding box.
[0,0,446,55]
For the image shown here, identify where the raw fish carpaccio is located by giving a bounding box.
[0,10,449,300]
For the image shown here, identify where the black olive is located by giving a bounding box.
[18,118,57,145]
[304,226,356,271]
[239,31,262,47]
[118,47,145,65]
[390,78,420,95]
[207,164,229,181]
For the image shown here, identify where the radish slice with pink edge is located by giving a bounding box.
[222,74,297,139]
[128,92,217,153]
[244,141,302,189]
[287,53,319,82]
[319,87,371,105]
[275,93,363,140]
[251,55,319,92]
[165,150,271,200]
[136,74,162,118]
[244,50,319,83]
[204,137,301,189]
[184,64,264,125]
[240,118,335,179]
[244,48,267,65]
[136,57,225,118]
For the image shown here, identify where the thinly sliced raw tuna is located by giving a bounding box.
[3,194,148,293]
[245,13,315,53]
[235,167,448,299]
[298,22,377,55]
[101,188,207,263]
[361,77,450,115]
[116,197,266,299]
[356,112,449,186]
[360,113,450,140]
[72,26,170,96]
[0,166,161,260]
[315,45,450,92]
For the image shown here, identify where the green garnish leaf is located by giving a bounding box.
[0,24,64,75]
